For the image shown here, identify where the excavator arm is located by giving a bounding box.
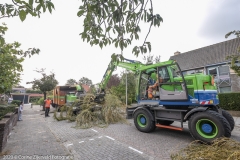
[98,55,143,93]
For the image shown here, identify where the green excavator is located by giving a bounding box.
[94,54,234,143]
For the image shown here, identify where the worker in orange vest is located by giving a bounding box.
[44,97,51,117]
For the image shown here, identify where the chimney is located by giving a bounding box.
[174,51,181,56]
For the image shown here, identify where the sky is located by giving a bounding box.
[2,0,240,88]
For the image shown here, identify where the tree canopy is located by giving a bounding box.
[1,0,162,95]
[0,0,55,94]
[107,74,120,89]
[0,0,55,21]
[66,79,77,85]
[78,77,93,86]
[26,68,58,100]
[0,24,40,94]
[78,0,163,59]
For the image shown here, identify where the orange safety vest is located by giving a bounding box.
[45,99,51,108]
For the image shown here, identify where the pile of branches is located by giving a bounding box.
[75,94,126,128]
[54,94,127,128]
[171,137,240,160]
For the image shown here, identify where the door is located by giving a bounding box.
[158,63,188,101]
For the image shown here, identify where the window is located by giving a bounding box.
[207,65,231,93]
[158,67,170,83]
[219,86,231,93]
[139,73,149,99]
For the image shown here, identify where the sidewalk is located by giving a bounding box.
[0,104,72,160]
[233,117,240,128]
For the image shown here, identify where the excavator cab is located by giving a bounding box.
[138,62,188,101]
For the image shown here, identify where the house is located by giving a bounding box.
[11,93,43,104]
[11,87,26,93]
[81,84,90,92]
[170,38,240,93]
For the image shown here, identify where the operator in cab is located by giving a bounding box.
[147,72,163,99]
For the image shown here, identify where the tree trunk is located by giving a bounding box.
[42,92,46,111]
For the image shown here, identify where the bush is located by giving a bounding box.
[218,92,240,111]
[29,97,41,104]
[0,105,17,120]
[26,90,43,94]
[11,100,21,106]
[37,97,44,105]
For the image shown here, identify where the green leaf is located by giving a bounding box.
[129,3,132,10]
[123,2,127,11]
[99,41,103,49]
[104,39,108,46]
[1,7,5,15]
[94,39,99,44]
[119,41,123,51]
[104,4,109,13]
[6,9,14,15]
[106,26,111,32]
[29,0,33,6]
[87,36,90,42]
[42,4,46,12]
[48,1,55,9]
[147,42,151,52]
[77,10,85,17]
[19,10,27,21]
[36,4,41,11]
[29,10,37,16]
[134,0,138,5]
[143,47,147,53]
[47,5,52,13]
[115,41,118,48]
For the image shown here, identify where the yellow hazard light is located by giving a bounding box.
[210,100,213,104]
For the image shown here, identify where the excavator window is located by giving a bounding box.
[139,73,149,100]
[158,67,170,83]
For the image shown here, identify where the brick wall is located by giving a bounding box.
[0,109,18,152]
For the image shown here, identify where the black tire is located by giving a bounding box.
[188,110,231,143]
[222,110,235,131]
[158,120,174,126]
[133,109,155,133]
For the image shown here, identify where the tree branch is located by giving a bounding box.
[12,0,23,7]
[142,0,153,46]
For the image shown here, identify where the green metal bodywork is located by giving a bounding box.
[66,84,84,103]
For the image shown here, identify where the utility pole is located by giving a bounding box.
[126,70,127,107]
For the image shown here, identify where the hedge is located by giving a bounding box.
[0,105,17,120]
[11,100,21,106]
[218,92,240,111]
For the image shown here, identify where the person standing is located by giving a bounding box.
[44,97,51,117]
[8,96,13,104]
[18,101,23,121]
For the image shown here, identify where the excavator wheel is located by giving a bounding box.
[222,109,235,131]
[133,109,155,133]
[188,110,231,143]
